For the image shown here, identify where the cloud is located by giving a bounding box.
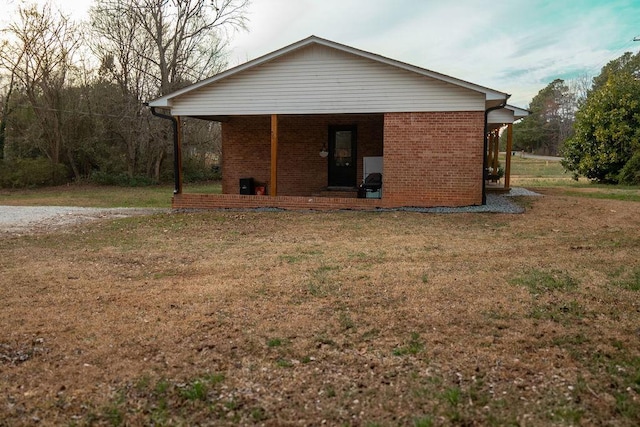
[6,0,635,109]
[225,0,640,107]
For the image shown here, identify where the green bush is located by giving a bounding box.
[0,158,68,188]
[618,151,640,185]
[182,157,221,183]
[89,171,156,187]
[562,72,640,183]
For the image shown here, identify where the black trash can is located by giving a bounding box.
[240,178,254,195]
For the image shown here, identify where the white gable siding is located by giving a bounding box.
[487,108,514,124]
[170,44,485,116]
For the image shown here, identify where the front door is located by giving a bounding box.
[328,125,357,187]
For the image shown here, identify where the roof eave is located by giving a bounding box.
[505,104,530,119]
[148,98,172,108]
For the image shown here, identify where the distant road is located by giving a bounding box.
[503,152,563,162]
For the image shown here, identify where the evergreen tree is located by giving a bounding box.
[562,52,640,183]
[512,79,574,155]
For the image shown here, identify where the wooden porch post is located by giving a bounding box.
[270,114,278,196]
[176,116,183,194]
[487,131,493,176]
[487,131,494,173]
[492,130,500,172]
[504,123,513,190]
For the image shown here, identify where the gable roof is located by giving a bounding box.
[149,35,510,114]
[505,104,530,120]
[487,104,530,125]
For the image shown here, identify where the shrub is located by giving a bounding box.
[89,171,156,187]
[0,158,68,188]
[618,151,640,185]
[182,157,221,183]
[562,72,640,183]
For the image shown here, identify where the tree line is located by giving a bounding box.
[2,2,638,188]
[0,0,249,188]
[511,51,640,185]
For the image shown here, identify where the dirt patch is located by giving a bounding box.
[1,195,639,425]
[0,206,168,235]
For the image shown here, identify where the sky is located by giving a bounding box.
[5,0,640,107]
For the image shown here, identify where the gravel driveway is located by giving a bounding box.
[0,188,540,234]
[0,206,169,234]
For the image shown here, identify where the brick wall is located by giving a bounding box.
[173,193,384,211]
[221,114,383,196]
[217,111,484,209]
[221,116,271,194]
[383,112,485,207]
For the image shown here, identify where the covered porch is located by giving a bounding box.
[173,113,386,210]
[171,109,488,210]
[485,105,529,193]
[221,113,384,198]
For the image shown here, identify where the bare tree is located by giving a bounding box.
[0,2,80,166]
[89,1,156,178]
[89,0,249,180]
[0,72,18,160]
[567,73,592,108]
[131,0,249,95]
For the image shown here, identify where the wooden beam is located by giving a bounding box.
[486,132,493,174]
[176,116,183,194]
[270,114,278,196]
[188,115,231,122]
[492,130,500,172]
[504,123,513,190]
[488,131,498,174]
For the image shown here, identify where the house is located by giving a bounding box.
[148,36,526,210]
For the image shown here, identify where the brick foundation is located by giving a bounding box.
[172,193,384,211]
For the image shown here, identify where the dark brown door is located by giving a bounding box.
[328,125,357,187]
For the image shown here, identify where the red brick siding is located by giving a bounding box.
[213,111,485,210]
[383,112,484,207]
[173,193,384,211]
[221,116,271,194]
[221,114,383,196]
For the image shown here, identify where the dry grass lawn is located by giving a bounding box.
[1,194,639,426]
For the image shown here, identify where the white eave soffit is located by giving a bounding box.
[506,104,530,119]
[487,104,530,124]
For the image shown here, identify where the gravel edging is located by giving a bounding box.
[0,188,542,234]
[505,187,543,197]
[0,206,169,234]
[395,188,542,214]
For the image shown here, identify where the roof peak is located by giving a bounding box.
[149,35,509,108]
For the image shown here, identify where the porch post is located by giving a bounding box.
[504,123,513,190]
[492,130,500,172]
[175,115,183,194]
[487,131,494,173]
[270,114,278,196]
